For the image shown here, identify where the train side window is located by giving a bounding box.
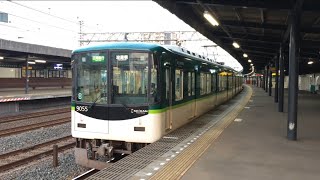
[175,69,183,101]
[191,72,195,96]
[165,68,170,100]
[206,73,211,94]
[188,72,191,96]
[212,73,216,93]
[200,72,207,95]
[150,55,158,102]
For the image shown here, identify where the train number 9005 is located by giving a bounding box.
[76,106,88,112]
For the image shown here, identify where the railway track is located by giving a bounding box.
[0,117,70,137]
[0,108,70,124]
[0,136,75,173]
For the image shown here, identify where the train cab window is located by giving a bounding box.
[175,69,183,101]
[74,52,108,104]
[111,52,149,105]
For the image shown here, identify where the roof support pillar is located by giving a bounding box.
[265,65,269,93]
[263,68,266,90]
[262,70,265,90]
[25,55,29,94]
[278,45,284,112]
[275,55,279,102]
[287,11,300,141]
[269,65,272,96]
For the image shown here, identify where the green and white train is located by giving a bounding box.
[71,42,243,169]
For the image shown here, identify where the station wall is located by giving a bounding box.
[0,67,72,78]
[278,73,320,92]
[0,67,21,78]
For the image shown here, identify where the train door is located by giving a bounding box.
[165,66,173,131]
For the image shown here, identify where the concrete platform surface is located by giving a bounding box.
[182,86,320,180]
[0,88,71,102]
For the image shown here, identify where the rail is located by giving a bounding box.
[0,136,75,173]
[0,117,70,137]
[0,108,70,124]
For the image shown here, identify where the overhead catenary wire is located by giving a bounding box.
[5,0,100,31]
[7,0,78,24]
[7,12,77,33]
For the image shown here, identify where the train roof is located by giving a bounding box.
[73,42,236,72]
[162,45,233,71]
[72,42,160,53]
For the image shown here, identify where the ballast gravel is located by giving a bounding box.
[0,122,90,179]
[0,150,90,180]
[0,123,71,154]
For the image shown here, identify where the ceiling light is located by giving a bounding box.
[203,11,219,26]
[308,61,313,65]
[35,60,46,63]
[248,59,252,63]
[243,53,248,58]
[250,63,253,66]
[232,42,240,48]
[0,56,4,60]
[28,61,36,64]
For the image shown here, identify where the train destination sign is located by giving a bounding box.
[116,54,129,61]
[92,56,105,62]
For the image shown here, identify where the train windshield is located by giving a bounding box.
[74,52,108,104]
[111,52,151,105]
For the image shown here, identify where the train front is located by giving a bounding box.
[71,48,161,167]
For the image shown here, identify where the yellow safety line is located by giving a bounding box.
[150,85,252,180]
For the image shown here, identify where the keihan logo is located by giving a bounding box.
[130,109,148,114]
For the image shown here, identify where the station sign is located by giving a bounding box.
[22,66,33,70]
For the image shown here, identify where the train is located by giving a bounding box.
[71,42,243,169]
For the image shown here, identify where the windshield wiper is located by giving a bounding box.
[89,94,101,109]
[119,101,129,109]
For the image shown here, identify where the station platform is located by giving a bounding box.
[181,86,320,180]
[0,88,71,102]
[81,85,320,180]
[0,88,71,115]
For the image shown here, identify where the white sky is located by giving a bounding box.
[0,1,242,71]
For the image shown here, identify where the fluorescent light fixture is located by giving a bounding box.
[35,60,46,63]
[232,42,240,48]
[308,61,313,65]
[203,11,219,26]
[210,69,217,73]
[0,56,4,60]
[243,53,248,58]
[28,61,36,64]
[248,59,252,63]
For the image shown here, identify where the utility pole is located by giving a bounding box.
[79,20,84,47]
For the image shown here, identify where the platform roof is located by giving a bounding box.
[153,0,320,74]
[0,38,71,67]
